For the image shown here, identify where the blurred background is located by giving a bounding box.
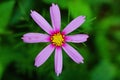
[0,0,120,80]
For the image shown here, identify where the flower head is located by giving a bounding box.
[22,3,89,76]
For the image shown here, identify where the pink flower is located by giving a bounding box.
[22,3,89,76]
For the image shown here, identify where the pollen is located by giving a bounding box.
[51,32,65,46]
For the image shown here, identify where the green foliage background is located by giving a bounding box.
[0,0,120,80]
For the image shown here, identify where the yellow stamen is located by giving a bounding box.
[51,32,64,46]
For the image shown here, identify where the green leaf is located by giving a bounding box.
[0,1,15,34]
[87,0,112,5]
[43,0,68,9]
[91,60,116,80]
[95,16,120,59]
[0,64,4,80]
[68,0,92,18]
[68,0,93,32]
[11,0,34,24]
[113,31,120,41]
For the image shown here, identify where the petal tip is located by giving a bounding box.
[30,10,35,13]
[30,10,37,15]
[82,16,86,19]
[85,35,89,41]
[56,72,61,76]
[77,60,84,64]
[81,60,84,63]
[21,37,24,39]
[30,10,33,13]
[51,3,58,7]
[78,16,86,21]
[87,35,89,38]
[21,36,26,42]
[52,3,56,6]
[34,62,40,67]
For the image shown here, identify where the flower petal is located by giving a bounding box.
[66,34,89,43]
[35,44,55,67]
[55,47,62,76]
[30,10,53,34]
[62,16,85,34]
[50,3,61,31]
[22,33,50,43]
[62,43,84,63]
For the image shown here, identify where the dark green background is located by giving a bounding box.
[0,0,120,80]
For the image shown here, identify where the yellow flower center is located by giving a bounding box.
[51,32,65,46]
